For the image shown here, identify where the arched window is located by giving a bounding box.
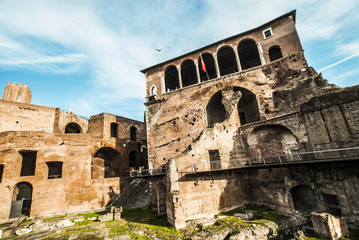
[198,53,217,81]
[92,147,121,178]
[65,122,82,133]
[164,65,180,92]
[235,87,260,125]
[150,85,157,95]
[238,39,261,70]
[10,182,33,218]
[130,126,137,141]
[217,46,238,76]
[206,91,226,127]
[181,59,198,87]
[269,45,283,61]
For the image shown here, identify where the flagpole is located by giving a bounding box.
[200,54,210,80]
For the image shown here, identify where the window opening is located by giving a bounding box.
[111,122,118,138]
[65,122,82,133]
[198,53,217,81]
[209,150,221,170]
[0,164,3,183]
[217,46,238,76]
[263,28,273,39]
[129,151,137,169]
[322,193,341,217]
[46,162,63,179]
[235,87,260,125]
[181,59,198,87]
[20,151,37,176]
[238,39,261,70]
[151,85,157,95]
[206,91,226,127]
[269,45,283,61]
[93,147,121,178]
[164,65,180,92]
[291,185,318,213]
[130,126,137,141]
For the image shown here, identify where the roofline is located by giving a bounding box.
[141,10,296,74]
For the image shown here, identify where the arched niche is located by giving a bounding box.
[247,125,299,159]
[269,45,283,61]
[65,122,82,133]
[291,185,320,213]
[238,39,261,70]
[234,87,260,125]
[164,65,180,92]
[181,59,198,87]
[92,147,122,179]
[217,46,238,76]
[198,53,217,81]
[206,91,226,127]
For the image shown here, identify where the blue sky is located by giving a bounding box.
[0,0,358,121]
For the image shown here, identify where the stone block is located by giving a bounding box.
[311,212,348,240]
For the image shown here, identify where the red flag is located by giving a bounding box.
[200,55,207,73]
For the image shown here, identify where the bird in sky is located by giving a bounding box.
[155,48,163,52]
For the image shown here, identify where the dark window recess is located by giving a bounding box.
[209,150,221,170]
[269,45,283,61]
[322,193,342,217]
[46,162,63,179]
[238,112,247,125]
[181,60,198,87]
[20,151,37,176]
[130,127,137,141]
[238,39,261,70]
[0,165,4,183]
[264,29,272,38]
[217,46,238,76]
[111,122,118,138]
[65,122,82,133]
[164,65,180,92]
[129,151,137,168]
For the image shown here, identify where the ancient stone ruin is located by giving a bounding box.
[0,9,358,239]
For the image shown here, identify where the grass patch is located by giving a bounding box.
[43,214,66,222]
[23,218,33,223]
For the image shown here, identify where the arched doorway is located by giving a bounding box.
[234,87,260,125]
[65,122,82,133]
[269,45,283,61]
[9,182,33,218]
[206,91,226,127]
[217,46,238,76]
[198,53,217,81]
[164,65,180,92]
[181,59,198,87]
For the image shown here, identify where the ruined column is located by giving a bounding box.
[177,67,183,88]
[234,50,242,72]
[214,57,221,78]
[194,62,201,83]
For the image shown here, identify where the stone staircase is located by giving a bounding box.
[111,178,151,209]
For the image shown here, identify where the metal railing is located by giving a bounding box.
[129,165,167,177]
[188,146,359,173]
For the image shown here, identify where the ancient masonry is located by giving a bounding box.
[0,82,147,220]
[141,10,359,228]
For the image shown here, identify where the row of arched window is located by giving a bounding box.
[163,39,283,93]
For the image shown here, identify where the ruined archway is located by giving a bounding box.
[291,185,319,213]
[217,46,238,76]
[198,53,217,81]
[206,91,226,127]
[92,147,122,179]
[269,45,283,61]
[181,59,198,87]
[235,87,260,125]
[10,182,32,218]
[238,39,261,70]
[247,125,299,159]
[164,65,180,92]
[65,122,82,133]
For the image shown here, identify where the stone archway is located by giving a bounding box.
[91,147,122,179]
[10,182,33,218]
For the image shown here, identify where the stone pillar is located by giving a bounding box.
[257,42,266,65]
[234,50,242,72]
[195,62,201,83]
[177,67,183,88]
[214,57,221,78]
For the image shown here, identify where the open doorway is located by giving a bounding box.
[9,182,33,218]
